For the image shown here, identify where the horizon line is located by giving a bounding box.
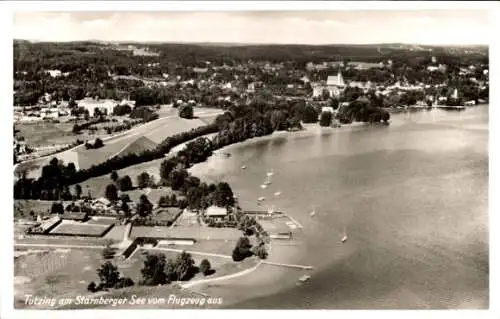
[13,39,489,47]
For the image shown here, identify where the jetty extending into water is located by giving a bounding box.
[244,210,284,216]
[262,261,314,270]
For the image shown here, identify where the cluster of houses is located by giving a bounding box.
[13,93,71,122]
[59,197,135,217]
[14,94,136,123]
[76,97,136,117]
[308,66,487,108]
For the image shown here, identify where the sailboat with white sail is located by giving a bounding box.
[341,225,348,243]
[263,175,272,185]
[310,206,316,217]
[267,205,275,216]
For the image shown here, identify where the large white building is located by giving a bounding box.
[77,98,117,116]
[312,72,346,98]
[76,98,135,116]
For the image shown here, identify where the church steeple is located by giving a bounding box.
[337,71,345,87]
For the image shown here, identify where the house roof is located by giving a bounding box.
[94,197,111,206]
[205,206,228,217]
[193,67,208,73]
[326,72,345,87]
[77,98,116,108]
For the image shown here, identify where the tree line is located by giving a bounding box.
[14,123,219,200]
[14,95,315,200]
[88,250,214,293]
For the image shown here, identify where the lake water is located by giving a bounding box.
[189,106,489,309]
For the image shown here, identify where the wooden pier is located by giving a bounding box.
[262,261,313,270]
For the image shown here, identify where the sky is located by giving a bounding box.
[13,10,491,45]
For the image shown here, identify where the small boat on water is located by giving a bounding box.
[266,170,274,177]
[260,184,268,189]
[274,191,281,196]
[310,205,316,217]
[241,165,246,169]
[341,226,348,243]
[298,275,311,283]
[258,196,266,201]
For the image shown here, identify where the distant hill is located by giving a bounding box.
[13,39,488,71]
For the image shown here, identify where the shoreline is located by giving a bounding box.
[13,105,488,308]
[188,105,488,308]
[7,117,424,308]
[184,122,374,306]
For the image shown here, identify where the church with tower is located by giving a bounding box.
[312,71,346,98]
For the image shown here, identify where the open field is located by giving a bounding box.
[77,131,218,200]
[14,107,223,179]
[115,136,158,158]
[16,120,88,146]
[14,200,55,219]
[78,158,168,199]
[14,249,124,309]
[14,245,254,309]
[49,221,113,237]
[75,107,222,171]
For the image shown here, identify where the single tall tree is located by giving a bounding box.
[118,175,133,191]
[96,261,121,288]
[110,171,119,182]
[140,253,168,286]
[74,184,82,199]
[105,183,118,202]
